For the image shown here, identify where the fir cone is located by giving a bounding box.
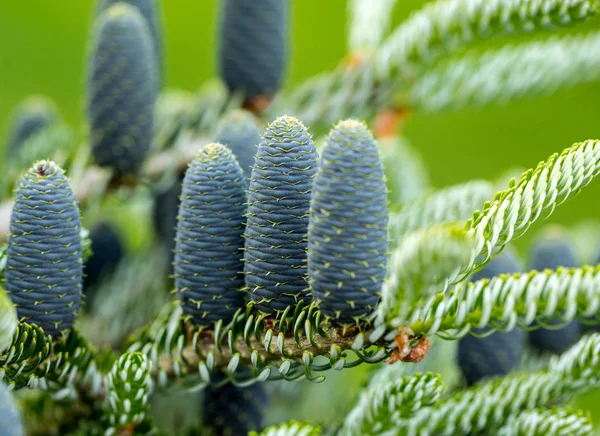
[174,143,247,327]
[214,109,262,181]
[5,161,82,339]
[202,377,267,436]
[308,120,388,324]
[218,0,288,102]
[6,95,58,157]
[528,231,582,354]
[87,3,159,176]
[457,251,526,385]
[244,116,319,314]
[97,0,163,80]
[83,221,124,299]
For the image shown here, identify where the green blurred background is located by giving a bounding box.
[2,0,600,428]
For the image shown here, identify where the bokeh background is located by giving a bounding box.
[2,0,600,431]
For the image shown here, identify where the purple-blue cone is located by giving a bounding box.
[244,116,319,314]
[174,143,247,327]
[308,120,388,324]
[5,161,82,339]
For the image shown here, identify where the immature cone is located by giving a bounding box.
[244,116,319,314]
[308,120,388,324]
[97,0,163,80]
[214,109,262,181]
[0,382,24,436]
[202,376,268,435]
[6,95,58,157]
[528,230,582,354]
[174,143,247,327]
[218,0,288,103]
[457,252,526,385]
[5,161,82,339]
[87,3,159,177]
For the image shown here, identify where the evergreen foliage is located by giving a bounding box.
[5,0,600,433]
[457,252,525,385]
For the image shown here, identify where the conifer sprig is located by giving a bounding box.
[377,0,600,79]
[407,264,600,337]
[408,30,600,112]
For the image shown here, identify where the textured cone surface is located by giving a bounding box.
[218,0,288,100]
[175,143,247,326]
[5,161,82,339]
[244,116,319,314]
[528,234,582,354]
[0,382,24,436]
[308,120,388,324]
[83,222,124,297]
[202,377,267,435]
[87,3,159,176]
[97,0,163,80]
[458,252,525,385]
[6,96,57,156]
[214,110,262,181]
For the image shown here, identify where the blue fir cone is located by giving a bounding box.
[457,251,526,386]
[218,0,288,101]
[0,382,24,436]
[528,231,582,354]
[244,116,319,314]
[83,222,124,297]
[6,96,58,157]
[214,110,262,181]
[202,376,268,436]
[87,3,159,176]
[174,143,247,327]
[97,0,163,80]
[5,161,82,340]
[153,174,183,275]
[308,120,388,324]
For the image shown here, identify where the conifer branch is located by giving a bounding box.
[406,265,600,337]
[398,333,600,435]
[408,30,600,112]
[348,0,397,54]
[389,180,494,244]
[376,0,600,79]
[453,139,600,285]
[381,224,473,325]
[497,408,593,436]
[342,372,443,436]
[252,421,322,436]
